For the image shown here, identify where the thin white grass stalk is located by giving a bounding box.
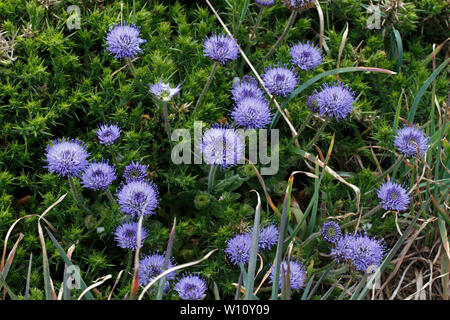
[245,190,261,300]
[138,249,217,300]
[62,244,76,300]
[77,275,112,300]
[314,0,325,49]
[108,269,125,300]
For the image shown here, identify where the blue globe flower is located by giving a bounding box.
[269,259,308,291]
[394,125,430,158]
[81,159,116,190]
[308,82,356,120]
[290,41,322,71]
[105,22,146,59]
[113,221,148,250]
[174,273,207,300]
[203,33,239,64]
[322,221,342,243]
[123,161,147,183]
[116,180,159,218]
[45,138,90,178]
[231,96,273,129]
[377,180,410,212]
[225,233,252,265]
[262,64,298,97]
[97,122,121,146]
[138,252,176,288]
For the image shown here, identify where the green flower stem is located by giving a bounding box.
[292,113,313,143]
[105,188,115,206]
[125,57,135,76]
[375,156,404,182]
[252,7,264,40]
[122,250,133,288]
[195,61,219,114]
[108,145,119,167]
[161,101,172,144]
[67,177,92,214]
[207,165,218,194]
[262,10,297,62]
[305,119,328,151]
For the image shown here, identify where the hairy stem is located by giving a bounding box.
[195,62,219,113]
[262,10,297,62]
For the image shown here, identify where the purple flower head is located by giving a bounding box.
[105,22,146,59]
[116,180,159,218]
[225,233,252,265]
[256,0,275,7]
[269,259,307,291]
[124,161,147,183]
[200,124,245,168]
[114,221,148,250]
[203,33,239,64]
[149,79,181,102]
[394,125,430,158]
[174,273,207,300]
[45,138,89,178]
[231,96,273,129]
[81,159,116,190]
[331,232,385,273]
[257,224,279,250]
[308,82,356,120]
[231,76,265,102]
[377,180,410,212]
[138,252,176,288]
[282,0,315,12]
[97,123,121,146]
[290,41,322,71]
[262,64,298,97]
[322,221,342,243]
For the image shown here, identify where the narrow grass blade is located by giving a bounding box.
[130,214,144,300]
[0,273,18,300]
[156,218,177,300]
[45,227,94,300]
[300,274,315,300]
[407,58,450,123]
[25,252,33,300]
[0,233,23,290]
[271,175,294,300]
[213,281,220,300]
[390,29,403,73]
[306,261,336,300]
[77,275,112,300]
[245,190,261,300]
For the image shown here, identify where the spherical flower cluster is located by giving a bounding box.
[290,41,322,71]
[308,82,356,120]
[257,224,279,250]
[262,64,298,97]
[377,180,410,212]
[105,22,146,59]
[138,252,176,287]
[269,259,307,291]
[200,124,245,168]
[174,273,207,300]
[45,138,89,177]
[225,233,252,265]
[282,0,315,12]
[124,161,147,183]
[394,125,430,158]
[331,232,385,273]
[113,221,148,250]
[231,76,265,102]
[321,221,342,243]
[231,96,273,129]
[149,80,181,102]
[203,33,239,64]
[97,123,121,146]
[256,0,275,7]
[81,160,116,190]
[116,180,159,218]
